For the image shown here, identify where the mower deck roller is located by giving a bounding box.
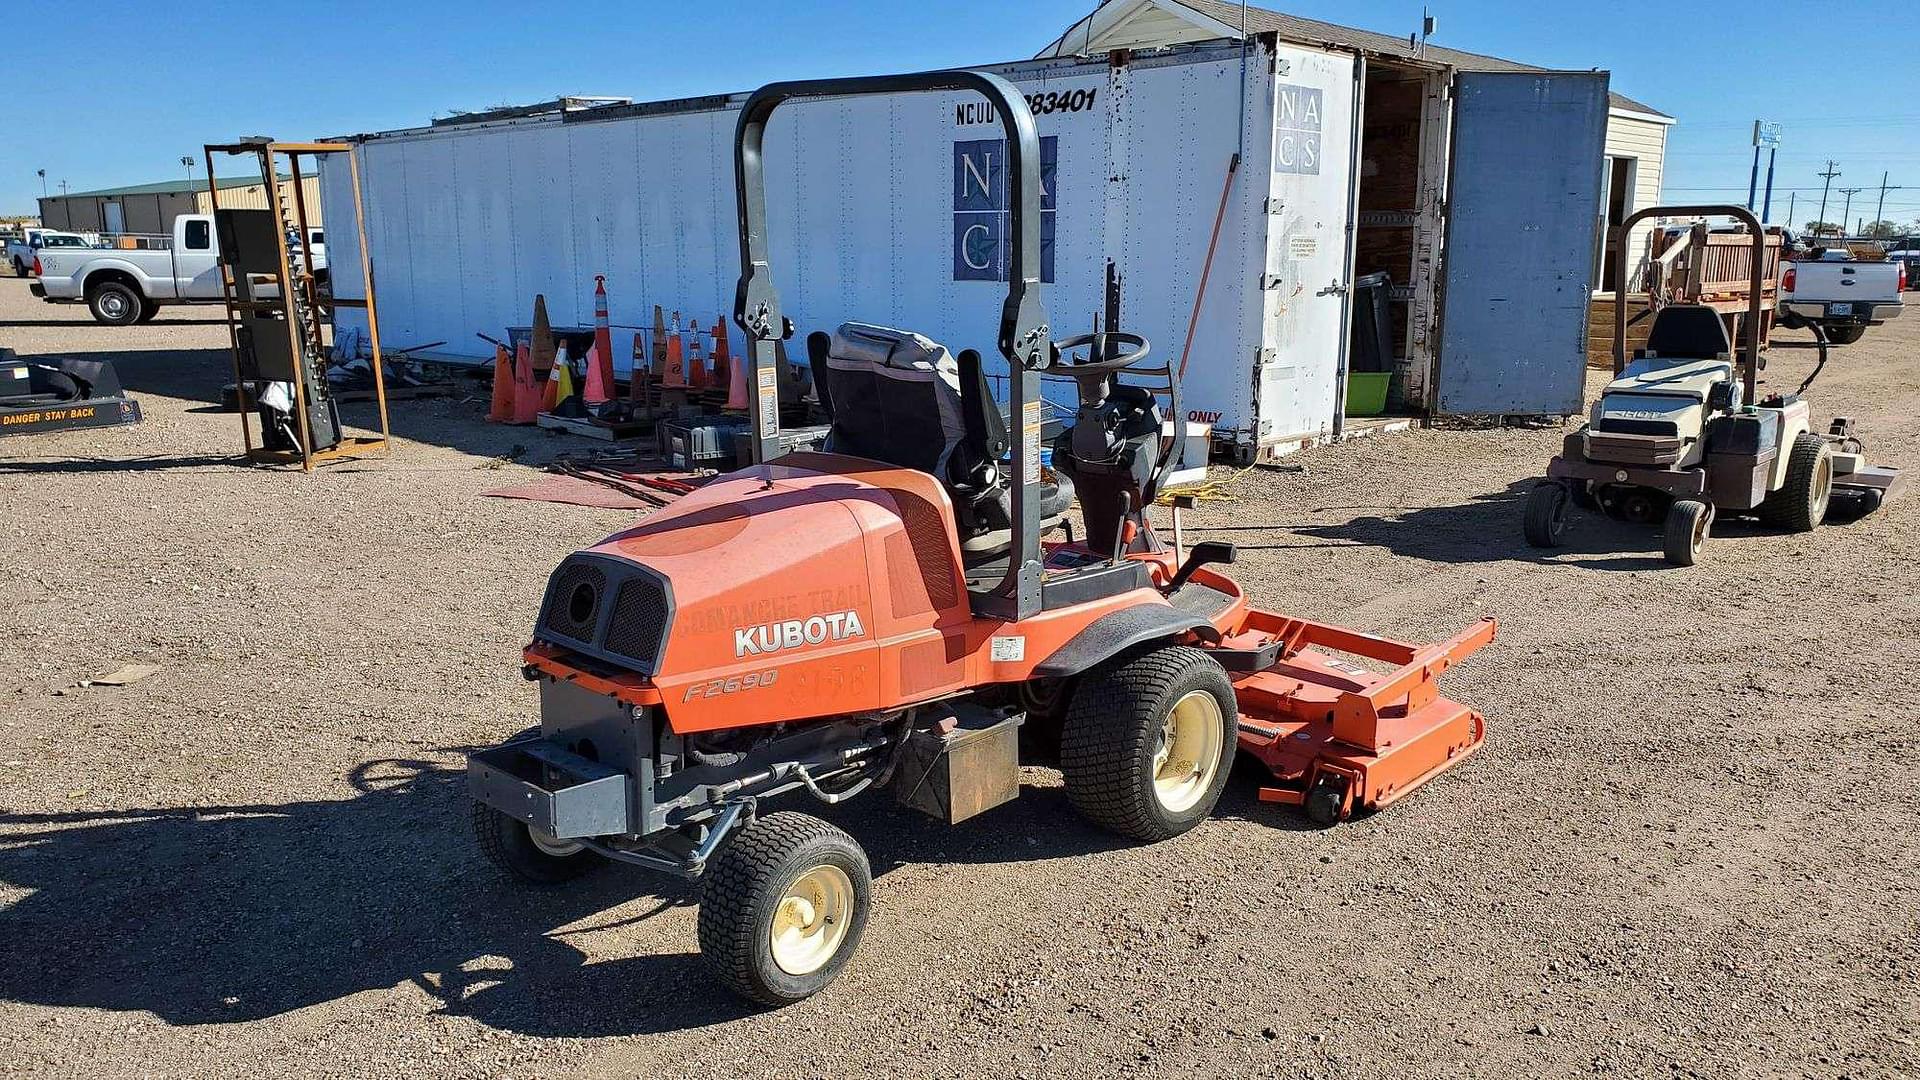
[465,67,1496,1007]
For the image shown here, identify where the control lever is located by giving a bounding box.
[1166,540,1237,593]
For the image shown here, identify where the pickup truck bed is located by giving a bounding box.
[1780,255,1906,345]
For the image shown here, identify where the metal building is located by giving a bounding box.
[37,175,324,237]
[318,8,1664,459]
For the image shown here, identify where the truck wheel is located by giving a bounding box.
[1522,482,1570,548]
[87,281,143,326]
[1825,325,1866,346]
[1059,645,1238,842]
[470,800,600,884]
[10,258,25,278]
[1662,499,1713,566]
[698,812,871,1006]
[135,299,160,323]
[1758,433,1834,532]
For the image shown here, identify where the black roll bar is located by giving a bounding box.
[731,70,1053,621]
[1613,204,1768,406]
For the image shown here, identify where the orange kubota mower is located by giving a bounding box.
[467,70,1497,1006]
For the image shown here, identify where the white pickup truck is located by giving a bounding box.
[8,229,94,277]
[1779,249,1906,345]
[30,214,227,325]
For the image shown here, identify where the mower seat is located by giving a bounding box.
[810,324,1072,558]
[1640,304,1732,361]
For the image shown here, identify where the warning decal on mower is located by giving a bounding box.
[989,636,1025,663]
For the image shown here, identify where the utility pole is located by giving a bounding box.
[1872,171,1904,234]
[1838,187,1863,237]
[1786,192,1796,228]
[1816,160,1841,231]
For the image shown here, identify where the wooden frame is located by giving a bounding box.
[204,139,390,471]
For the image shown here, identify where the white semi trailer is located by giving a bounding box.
[319,37,1610,459]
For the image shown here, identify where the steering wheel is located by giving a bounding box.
[1041,331,1152,377]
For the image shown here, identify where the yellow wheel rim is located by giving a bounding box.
[769,864,854,976]
[1152,689,1224,814]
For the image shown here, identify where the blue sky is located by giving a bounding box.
[5,0,1917,227]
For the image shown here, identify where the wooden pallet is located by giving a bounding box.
[535,412,655,442]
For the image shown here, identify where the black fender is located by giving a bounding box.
[1030,602,1213,679]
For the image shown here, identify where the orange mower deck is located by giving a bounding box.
[1192,582,1495,821]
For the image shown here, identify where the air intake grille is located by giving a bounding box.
[603,576,669,671]
[541,561,607,642]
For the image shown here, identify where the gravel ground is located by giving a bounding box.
[1,276,1916,1079]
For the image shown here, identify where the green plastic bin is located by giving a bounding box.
[1345,372,1391,417]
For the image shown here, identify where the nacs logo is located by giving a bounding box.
[1273,85,1323,176]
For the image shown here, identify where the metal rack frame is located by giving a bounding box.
[204,139,390,471]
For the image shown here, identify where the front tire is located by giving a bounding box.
[1758,432,1833,532]
[1663,499,1712,566]
[470,800,599,884]
[87,281,143,326]
[1059,646,1238,842]
[699,812,871,1007]
[1523,482,1570,548]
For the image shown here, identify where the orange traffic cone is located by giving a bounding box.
[662,312,687,389]
[582,343,612,406]
[487,344,515,422]
[511,343,541,424]
[531,294,556,376]
[629,332,648,402]
[543,343,570,412]
[710,316,731,388]
[687,334,708,390]
[590,275,616,397]
[650,305,668,372]
[727,342,750,410]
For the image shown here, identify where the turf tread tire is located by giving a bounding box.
[1662,499,1711,566]
[1757,432,1832,532]
[698,811,870,1007]
[470,800,597,885]
[1523,483,1569,548]
[1058,646,1237,843]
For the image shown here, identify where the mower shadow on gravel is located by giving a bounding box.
[0,757,757,1036]
[1281,478,1677,571]
[0,755,1250,1035]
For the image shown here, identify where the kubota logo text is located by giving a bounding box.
[734,610,866,657]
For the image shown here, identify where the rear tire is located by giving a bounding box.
[1663,499,1712,566]
[1522,482,1570,548]
[87,281,143,326]
[10,257,25,278]
[470,800,599,884]
[1757,432,1833,532]
[1824,324,1866,346]
[699,812,871,1007]
[1059,645,1238,842]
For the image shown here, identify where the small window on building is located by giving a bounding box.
[185,219,210,250]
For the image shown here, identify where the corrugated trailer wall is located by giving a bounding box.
[323,41,1292,441]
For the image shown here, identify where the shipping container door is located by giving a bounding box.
[1432,71,1608,415]
[1254,44,1358,446]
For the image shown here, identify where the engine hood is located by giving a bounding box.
[531,453,969,721]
